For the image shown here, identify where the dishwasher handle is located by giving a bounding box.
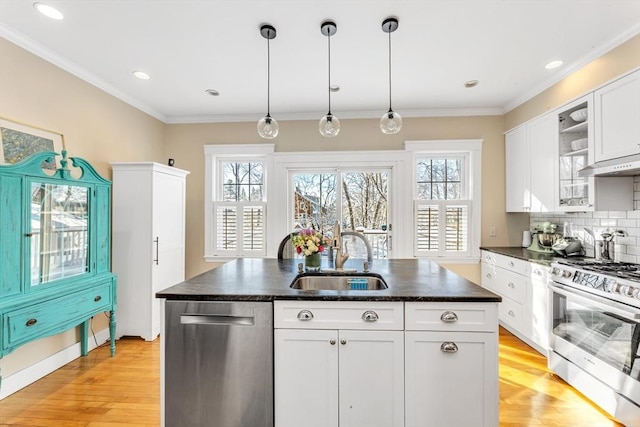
[180,314,255,326]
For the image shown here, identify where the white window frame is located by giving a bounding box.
[405,140,482,262]
[204,144,274,262]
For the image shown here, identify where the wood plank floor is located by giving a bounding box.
[0,328,625,426]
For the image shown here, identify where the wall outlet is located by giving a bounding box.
[489,226,497,237]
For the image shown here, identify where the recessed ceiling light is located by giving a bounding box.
[33,2,64,20]
[464,80,479,88]
[545,60,563,70]
[330,85,340,93]
[205,89,220,96]
[132,70,150,80]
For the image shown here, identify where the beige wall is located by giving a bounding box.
[0,32,637,387]
[0,38,166,378]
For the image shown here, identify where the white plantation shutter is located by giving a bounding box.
[415,200,470,257]
[214,202,266,256]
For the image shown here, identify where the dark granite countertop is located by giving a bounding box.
[156,258,501,303]
[480,246,594,266]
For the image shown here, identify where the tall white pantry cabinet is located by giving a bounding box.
[111,162,189,341]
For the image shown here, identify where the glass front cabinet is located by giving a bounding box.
[556,94,595,211]
[0,151,116,380]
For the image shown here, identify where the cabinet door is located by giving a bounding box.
[528,277,549,353]
[274,329,339,427]
[594,70,640,162]
[528,114,557,212]
[405,331,498,427]
[505,126,530,212]
[338,330,404,427]
[150,171,187,338]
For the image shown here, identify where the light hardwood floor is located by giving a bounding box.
[0,328,625,426]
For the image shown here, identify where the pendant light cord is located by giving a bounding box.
[388,28,392,112]
[327,29,332,115]
[267,34,271,116]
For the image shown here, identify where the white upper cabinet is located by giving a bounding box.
[505,113,556,213]
[593,70,640,162]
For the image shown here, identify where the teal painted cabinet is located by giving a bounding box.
[0,151,117,383]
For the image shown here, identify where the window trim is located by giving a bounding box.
[405,140,482,261]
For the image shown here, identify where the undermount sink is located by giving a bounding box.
[290,272,388,291]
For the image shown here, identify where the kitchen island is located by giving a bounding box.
[157,258,501,427]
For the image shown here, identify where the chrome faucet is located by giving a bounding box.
[332,221,349,270]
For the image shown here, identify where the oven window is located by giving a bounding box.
[552,292,640,379]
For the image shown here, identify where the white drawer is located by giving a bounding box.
[405,302,498,333]
[498,296,524,331]
[482,266,526,304]
[493,253,528,275]
[274,300,403,330]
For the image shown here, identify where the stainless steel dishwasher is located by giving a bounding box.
[164,301,273,427]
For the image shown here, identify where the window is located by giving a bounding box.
[407,140,482,260]
[204,144,274,260]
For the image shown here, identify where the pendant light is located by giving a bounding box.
[257,24,279,139]
[319,20,340,137]
[380,17,402,134]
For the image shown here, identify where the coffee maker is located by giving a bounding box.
[527,222,558,254]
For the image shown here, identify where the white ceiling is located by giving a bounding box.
[0,1,639,124]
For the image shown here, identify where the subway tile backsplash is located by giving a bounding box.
[530,176,640,263]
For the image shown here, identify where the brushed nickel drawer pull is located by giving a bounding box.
[297,310,314,321]
[441,342,458,353]
[508,282,515,288]
[26,318,37,327]
[94,295,102,302]
[362,310,379,322]
[440,311,458,322]
[508,310,515,317]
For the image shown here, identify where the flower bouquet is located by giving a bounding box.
[291,228,329,270]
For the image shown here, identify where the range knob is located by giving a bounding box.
[561,270,572,279]
[606,280,621,293]
[620,285,636,298]
[550,267,560,276]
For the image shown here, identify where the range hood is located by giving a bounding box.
[578,153,640,177]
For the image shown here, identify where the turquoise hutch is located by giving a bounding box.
[0,151,116,383]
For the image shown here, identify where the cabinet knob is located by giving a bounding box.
[329,339,336,345]
[297,310,314,321]
[508,310,515,317]
[94,295,102,302]
[440,342,459,353]
[486,273,492,279]
[26,318,38,327]
[440,311,458,323]
[361,310,379,322]
[340,339,347,345]
[533,269,542,276]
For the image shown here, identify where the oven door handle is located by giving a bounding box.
[550,283,640,321]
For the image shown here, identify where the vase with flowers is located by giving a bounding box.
[291,228,329,271]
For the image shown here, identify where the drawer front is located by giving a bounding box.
[405,302,498,332]
[4,283,113,348]
[483,267,526,304]
[493,253,528,275]
[497,296,524,332]
[274,300,403,330]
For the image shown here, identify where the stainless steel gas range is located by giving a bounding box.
[549,260,640,426]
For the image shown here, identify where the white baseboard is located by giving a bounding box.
[0,328,111,399]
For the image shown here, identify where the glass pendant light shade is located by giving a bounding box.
[380,110,402,134]
[258,24,278,139]
[319,113,340,137]
[257,114,279,139]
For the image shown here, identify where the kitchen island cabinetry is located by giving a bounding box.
[481,250,549,354]
[505,113,556,212]
[405,302,498,426]
[274,301,404,427]
[593,69,640,162]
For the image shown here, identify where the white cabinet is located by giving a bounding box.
[111,162,189,341]
[405,302,498,427]
[505,113,556,212]
[593,70,640,162]
[481,250,549,354]
[274,301,404,427]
